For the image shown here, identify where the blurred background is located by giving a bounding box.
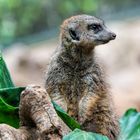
[1,0,140,117]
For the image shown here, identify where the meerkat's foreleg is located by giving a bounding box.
[78,90,119,140]
[47,88,68,112]
[78,91,99,124]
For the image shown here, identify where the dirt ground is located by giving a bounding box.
[3,19,140,117]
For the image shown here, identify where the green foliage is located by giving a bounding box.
[58,0,98,17]
[0,0,140,46]
[0,87,22,128]
[0,0,99,46]
[118,108,140,140]
[0,110,19,128]
[0,97,19,128]
[0,52,14,88]
[53,101,81,130]
[63,129,109,140]
[0,87,24,128]
[0,0,48,45]
[0,53,25,128]
[0,87,25,107]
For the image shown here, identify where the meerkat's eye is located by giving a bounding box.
[87,23,102,33]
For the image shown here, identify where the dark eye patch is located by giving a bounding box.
[87,23,102,33]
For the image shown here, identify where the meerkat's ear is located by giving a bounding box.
[69,28,80,41]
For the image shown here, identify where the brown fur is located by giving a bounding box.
[45,15,119,140]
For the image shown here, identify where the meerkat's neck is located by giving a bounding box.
[57,44,95,69]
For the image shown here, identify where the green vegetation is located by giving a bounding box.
[53,101,81,130]
[118,109,140,140]
[0,0,140,46]
[0,52,14,88]
[0,53,140,139]
[0,0,99,46]
[63,129,109,140]
[0,52,24,127]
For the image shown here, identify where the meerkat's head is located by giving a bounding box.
[60,15,116,49]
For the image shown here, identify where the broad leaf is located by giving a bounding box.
[0,87,25,128]
[0,52,14,88]
[118,108,140,140]
[63,129,109,140]
[0,87,25,107]
[52,101,81,130]
[0,53,25,128]
[0,110,19,128]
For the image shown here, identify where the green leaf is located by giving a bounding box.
[0,87,25,128]
[0,52,14,88]
[0,111,19,128]
[119,108,140,140]
[63,129,109,140]
[52,101,81,130]
[0,53,25,128]
[0,94,19,128]
[0,97,18,111]
[0,87,25,107]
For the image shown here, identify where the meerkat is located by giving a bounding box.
[45,15,119,140]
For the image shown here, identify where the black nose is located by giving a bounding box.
[111,33,116,40]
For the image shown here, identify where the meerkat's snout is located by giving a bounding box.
[110,32,116,40]
[94,25,117,46]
